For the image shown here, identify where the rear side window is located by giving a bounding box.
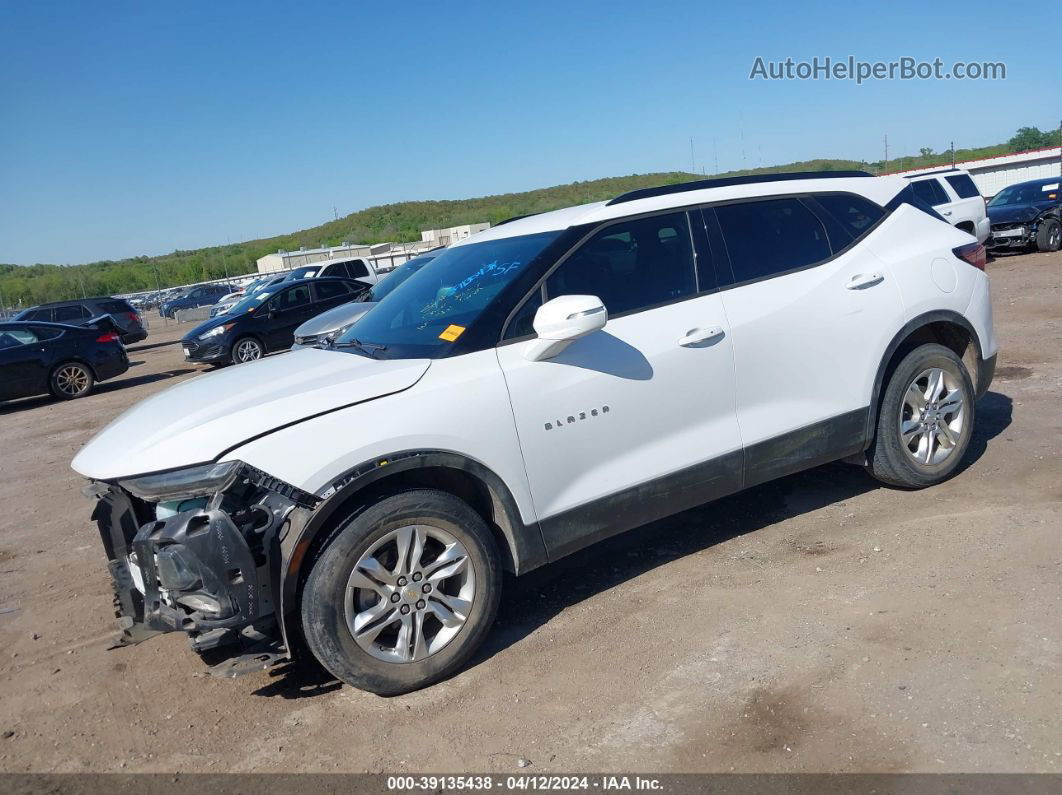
[53,304,90,322]
[97,299,134,314]
[33,326,64,341]
[813,194,885,240]
[346,260,369,278]
[715,199,831,283]
[545,211,697,317]
[910,178,950,207]
[945,174,981,199]
[313,281,351,301]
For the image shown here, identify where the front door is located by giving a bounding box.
[496,210,743,559]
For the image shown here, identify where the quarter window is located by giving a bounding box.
[945,174,981,199]
[715,198,831,283]
[545,212,697,317]
[813,194,885,239]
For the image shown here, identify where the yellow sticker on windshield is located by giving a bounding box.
[438,324,466,342]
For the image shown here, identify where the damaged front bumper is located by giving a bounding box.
[88,464,317,675]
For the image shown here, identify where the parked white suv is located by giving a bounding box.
[905,168,990,243]
[72,171,997,694]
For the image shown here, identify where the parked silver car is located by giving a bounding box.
[291,251,441,349]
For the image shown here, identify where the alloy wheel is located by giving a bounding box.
[344,524,476,663]
[234,339,262,363]
[55,365,91,397]
[899,367,966,466]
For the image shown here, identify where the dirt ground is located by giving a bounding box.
[0,251,1059,774]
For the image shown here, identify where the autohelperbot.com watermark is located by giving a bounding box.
[749,55,1006,84]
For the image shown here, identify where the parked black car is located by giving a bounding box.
[0,321,129,402]
[986,177,1062,252]
[14,297,147,344]
[160,283,233,318]
[181,277,367,365]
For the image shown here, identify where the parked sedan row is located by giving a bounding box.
[182,277,367,365]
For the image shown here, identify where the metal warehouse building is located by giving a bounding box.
[892,146,1061,197]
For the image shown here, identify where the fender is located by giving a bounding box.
[864,309,984,445]
[276,449,547,651]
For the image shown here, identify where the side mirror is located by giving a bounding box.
[524,295,607,362]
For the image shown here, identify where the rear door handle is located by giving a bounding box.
[846,273,884,290]
[678,326,724,346]
[941,210,953,216]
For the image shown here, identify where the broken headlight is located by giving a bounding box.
[119,460,241,503]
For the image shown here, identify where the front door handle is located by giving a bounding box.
[678,326,724,346]
[846,273,884,290]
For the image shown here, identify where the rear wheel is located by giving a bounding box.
[232,336,263,364]
[867,344,974,488]
[1036,218,1061,252]
[300,489,501,695]
[49,362,94,400]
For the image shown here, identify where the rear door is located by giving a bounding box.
[943,173,988,240]
[910,178,957,225]
[264,283,315,349]
[708,193,906,485]
[496,210,743,558]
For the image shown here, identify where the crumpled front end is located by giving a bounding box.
[88,463,317,676]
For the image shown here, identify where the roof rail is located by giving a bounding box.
[495,212,540,226]
[606,170,874,206]
[901,167,960,178]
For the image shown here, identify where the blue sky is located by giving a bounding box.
[1,0,1058,264]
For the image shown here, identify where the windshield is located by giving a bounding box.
[361,256,436,303]
[335,231,560,357]
[989,183,1057,206]
[228,288,276,315]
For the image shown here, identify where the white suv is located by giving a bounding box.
[73,171,997,694]
[905,169,990,243]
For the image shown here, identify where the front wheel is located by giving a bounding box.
[1036,218,1061,252]
[300,489,501,695]
[867,343,975,488]
[231,336,264,364]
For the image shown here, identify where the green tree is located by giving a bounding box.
[1007,126,1051,152]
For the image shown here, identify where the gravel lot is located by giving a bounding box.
[0,250,1059,774]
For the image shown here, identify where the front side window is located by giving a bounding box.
[910,178,950,207]
[715,198,831,283]
[336,231,561,357]
[545,212,696,317]
[0,327,39,348]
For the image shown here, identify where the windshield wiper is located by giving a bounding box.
[333,338,388,358]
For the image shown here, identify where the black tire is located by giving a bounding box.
[231,336,264,364]
[300,489,501,695]
[868,343,975,488]
[49,361,94,400]
[1036,218,1061,252]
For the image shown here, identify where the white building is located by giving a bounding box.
[255,241,439,275]
[256,243,373,274]
[421,223,490,247]
[891,146,1061,198]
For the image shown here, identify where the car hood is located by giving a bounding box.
[987,204,1046,224]
[295,301,376,337]
[71,348,431,480]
